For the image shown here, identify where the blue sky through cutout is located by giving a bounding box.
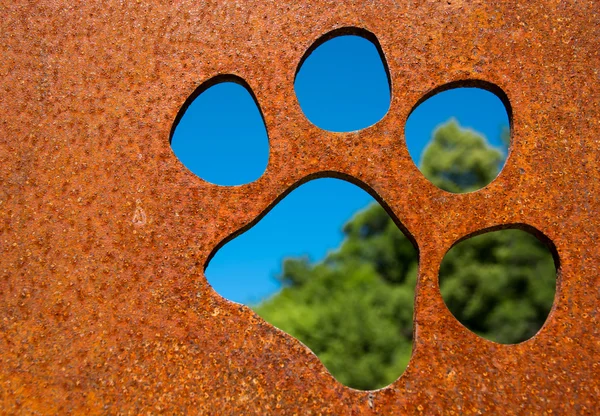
[294,35,390,132]
[171,82,269,186]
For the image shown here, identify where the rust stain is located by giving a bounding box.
[0,0,599,414]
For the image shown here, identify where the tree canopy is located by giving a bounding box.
[254,120,556,390]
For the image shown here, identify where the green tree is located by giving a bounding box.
[420,119,504,192]
[440,229,556,344]
[254,120,555,390]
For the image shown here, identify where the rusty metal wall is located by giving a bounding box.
[1,1,599,414]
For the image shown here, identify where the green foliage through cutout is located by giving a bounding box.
[440,229,556,344]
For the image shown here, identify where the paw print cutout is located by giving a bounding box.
[170,28,558,391]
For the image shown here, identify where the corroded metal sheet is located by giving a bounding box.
[1,1,599,414]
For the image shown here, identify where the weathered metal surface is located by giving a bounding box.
[0,0,598,414]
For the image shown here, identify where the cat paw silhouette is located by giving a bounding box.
[169,27,555,391]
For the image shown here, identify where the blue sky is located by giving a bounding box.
[171,35,509,305]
